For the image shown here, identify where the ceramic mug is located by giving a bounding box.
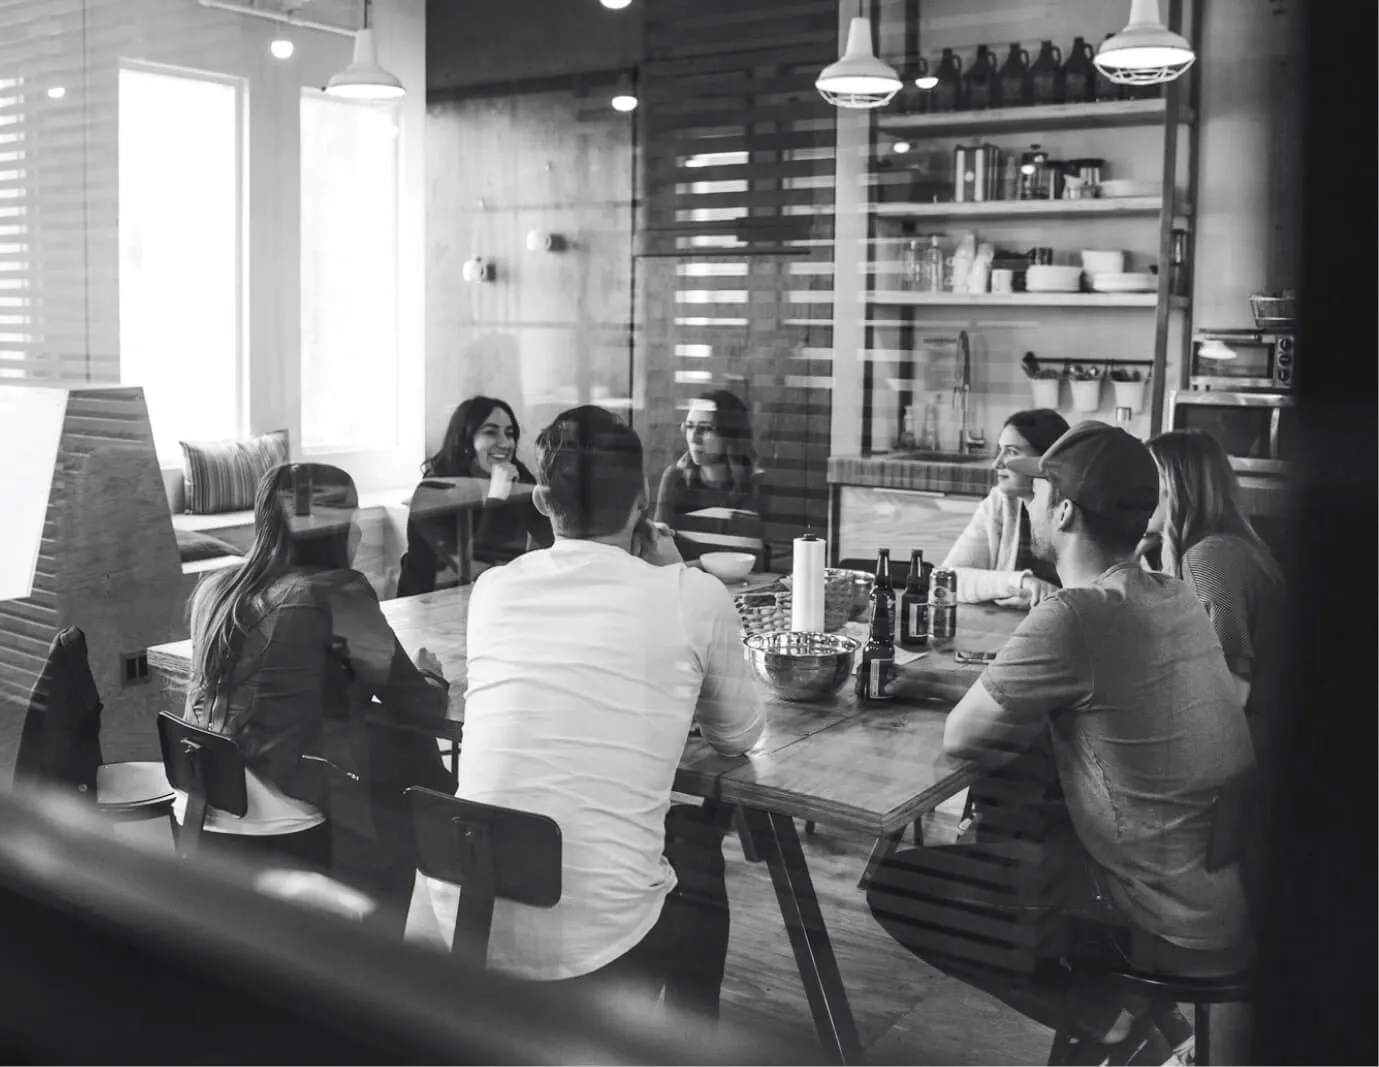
[991,268,1014,294]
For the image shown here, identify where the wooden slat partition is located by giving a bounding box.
[638,0,837,565]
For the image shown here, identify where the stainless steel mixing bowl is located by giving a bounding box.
[743,631,859,702]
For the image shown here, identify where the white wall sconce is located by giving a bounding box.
[462,257,495,283]
[526,230,568,253]
[270,37,295,59]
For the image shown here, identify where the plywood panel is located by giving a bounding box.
[426,89,636,464]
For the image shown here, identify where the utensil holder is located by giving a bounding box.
[1070,378,1103,413]
[1030,377,1062,409]
[1111,379,1146,414]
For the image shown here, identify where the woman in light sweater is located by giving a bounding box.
[941,408,1069,606]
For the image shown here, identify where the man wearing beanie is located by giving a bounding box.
[868,422,1257,1065]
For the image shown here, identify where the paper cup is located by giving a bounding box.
[1031,377,1062,409]
[1070,379,1103,413]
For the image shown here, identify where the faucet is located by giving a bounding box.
[952,330,986,455]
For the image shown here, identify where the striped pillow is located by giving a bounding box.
[180,430,291,515]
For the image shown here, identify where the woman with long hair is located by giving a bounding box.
[183,463,450,876]
[653,389,765,563]
[942,408,1069,606]
[1144,430,1285,731]
[398,396,554,595]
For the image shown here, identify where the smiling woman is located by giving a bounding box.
[940,408,1069,606]
[396,396,554,595]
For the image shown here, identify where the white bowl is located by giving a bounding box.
[1025,264,1083,292]
[1080,250,1126,275]
[700,551,756,583]
[1097,179,1161,199]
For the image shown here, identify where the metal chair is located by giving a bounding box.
[1046,772,1259,1065]
[156,711,249,857]
[406,787,562,968]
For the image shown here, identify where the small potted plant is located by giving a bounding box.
[1068,363,1104,413]
[1021,352,1063,409]
[1109,367,1148,414]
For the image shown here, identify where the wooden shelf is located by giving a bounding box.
[869,290,1187,309]
[873,196,1168,221]
[877,98,1190,137]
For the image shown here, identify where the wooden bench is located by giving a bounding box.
[163,469,411,602]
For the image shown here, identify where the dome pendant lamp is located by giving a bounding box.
[816,12,902,110]
[326,0,406,101]
[1094,0,1196,87]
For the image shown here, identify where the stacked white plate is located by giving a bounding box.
[1089,272,1157,293]
[1097,179,1162,199]
[1025,265,1083,293]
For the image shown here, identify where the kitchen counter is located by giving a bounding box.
[828,454,1294,518]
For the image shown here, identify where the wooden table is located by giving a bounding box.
[148,582,1022,1065]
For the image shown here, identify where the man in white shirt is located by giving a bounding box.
[409,405,763,1019]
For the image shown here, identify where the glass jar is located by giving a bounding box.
[903,239,924,290]
[921,235,946,292]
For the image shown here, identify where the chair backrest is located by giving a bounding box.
[14,627,104,796]
[157,711,249,820]
[406,787,561,965]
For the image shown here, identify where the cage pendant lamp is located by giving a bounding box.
[326,0,405,100]
[816,16,902,110]
[1094,0,1196,86]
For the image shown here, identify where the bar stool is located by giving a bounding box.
[1047,771,1259,1066]
[406,786,562,967]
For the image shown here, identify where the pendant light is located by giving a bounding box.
[610,72,638,113]
[1094,0,1196,87]
[816,11,902,110]
[326,0,405,101]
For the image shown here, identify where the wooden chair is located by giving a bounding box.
[1046,772,1259,1066]
[406,786,562,968]
[15,627,175,823]
[156,711,249,857]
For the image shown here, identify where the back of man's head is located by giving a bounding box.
[535,406,645,539]
[1009,421,1158,556]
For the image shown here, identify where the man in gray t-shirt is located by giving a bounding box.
[867,422,1256,1060]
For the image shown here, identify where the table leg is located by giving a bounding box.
[741,807,864,1066]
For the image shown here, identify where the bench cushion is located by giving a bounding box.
[174,528,242,564]
[180,429,290,514]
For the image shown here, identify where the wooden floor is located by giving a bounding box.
[717,820,1052,1066]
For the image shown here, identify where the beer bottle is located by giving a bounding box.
[899,551,930,649]
[873,548,896,638]
[856,585,897,703]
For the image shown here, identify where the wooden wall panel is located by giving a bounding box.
[425,89,636,468]
[639,0,837,564]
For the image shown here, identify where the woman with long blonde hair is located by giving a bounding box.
[1145,431,1285,745]
[184,462,449,875]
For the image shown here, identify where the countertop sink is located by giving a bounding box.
[879,450,991,465]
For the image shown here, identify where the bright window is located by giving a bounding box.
[299,92,399,452]
[118,65,243,461]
